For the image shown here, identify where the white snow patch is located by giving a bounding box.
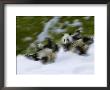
[17,44,94,74]
[37,16,61,42]
[53,29,65,33]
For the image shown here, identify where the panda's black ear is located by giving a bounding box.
[69,33,72,35]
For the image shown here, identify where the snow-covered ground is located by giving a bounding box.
[17,44,94,74]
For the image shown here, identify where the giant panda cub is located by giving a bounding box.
[25,38,59,64]
[68,30,93,55]
[35,38,59,64]
[61,33,89,55]
[61,33,73,51]
[37,48,56,64]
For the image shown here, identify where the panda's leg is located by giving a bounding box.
[66,43,71,50]
[34,57,41,61]
[62,44,67,51]
[76,46,86,55]
[83,45,89,52]
[83,37,94,45]
[25,54,40,61]
[63,43,71,51]
[41,56,48,64]
[50,53,55,63]
[30,53,40,61]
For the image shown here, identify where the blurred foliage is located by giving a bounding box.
[16,16,94,55]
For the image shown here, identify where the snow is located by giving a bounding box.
[17,44,94,74]
[53,29,65,33]
[37,16,61,42]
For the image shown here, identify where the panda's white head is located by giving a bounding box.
[61,33,72,44]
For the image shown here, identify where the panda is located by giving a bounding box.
[25,38,59,64]
[36,38,59,64]
[61,33,89,55]
[37,48,56,64]
[25,48,56,64]
[68,30,93,54]
[61,33,73,51]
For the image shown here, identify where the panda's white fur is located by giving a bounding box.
[37,48,56,63]
[61,33,73,44]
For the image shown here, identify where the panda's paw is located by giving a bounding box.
[25,54,33,59]
[34,57,40,61]
[78,52,88,56]
[41,57,48,64]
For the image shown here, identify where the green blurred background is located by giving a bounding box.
[16,16,94,55]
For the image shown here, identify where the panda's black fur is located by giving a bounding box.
[62,43,71,51]
[70,30,82,41]
[76,46,86,55]
[41,56,48,64]
[82,36,93,45]
[25,53,40,61]
[43,38,59,52]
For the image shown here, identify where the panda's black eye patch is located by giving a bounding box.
[67,39,69,42]
[64,39,65,42]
